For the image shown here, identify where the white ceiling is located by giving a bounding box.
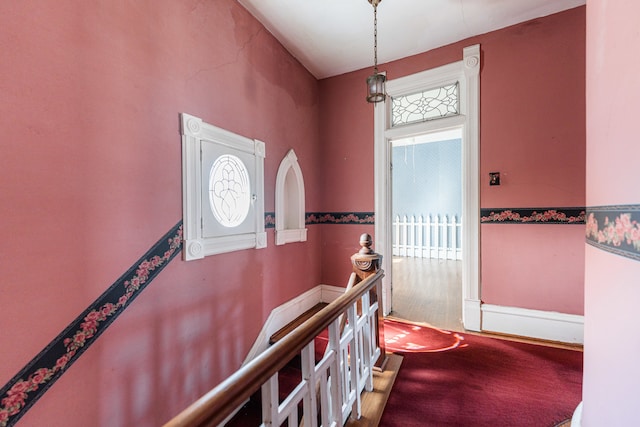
[238,0,585,79]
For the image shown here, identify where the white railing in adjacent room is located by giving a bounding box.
[393,214,462,260]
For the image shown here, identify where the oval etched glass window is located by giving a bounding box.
[209,154,251,227]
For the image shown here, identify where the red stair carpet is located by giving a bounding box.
[380,318,583,427]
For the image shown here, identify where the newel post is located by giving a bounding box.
[351,233,387,370]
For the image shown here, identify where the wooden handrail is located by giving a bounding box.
[163,269,384,427]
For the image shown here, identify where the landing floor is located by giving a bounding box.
[389,256,463,332]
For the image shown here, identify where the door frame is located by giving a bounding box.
[374,44,481,331]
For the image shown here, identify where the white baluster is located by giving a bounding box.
[442,215,448,260]
[407,215,416,258]
[261,374,279,426]
[301,342,318,427]
[431,215,440,259]
[451,215,457,260]
[458,216,463,260]
[328,320,343,426]
[417,215,424,258]
[426,214,432,259]
[401,215,408,257]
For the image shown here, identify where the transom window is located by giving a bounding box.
[391,82,459,127]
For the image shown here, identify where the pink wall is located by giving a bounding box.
[583,1,640,424]
[479,8,585,314]
[0,1,322,425]
[320,7,586,313]
[482,225,584,314]
[318,69,377,285]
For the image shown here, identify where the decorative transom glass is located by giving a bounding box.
[209,154,251,227]
[391,83,459,127]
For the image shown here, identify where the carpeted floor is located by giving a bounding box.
[379,319,583,427]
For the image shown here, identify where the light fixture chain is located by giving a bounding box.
[373,3,378,72]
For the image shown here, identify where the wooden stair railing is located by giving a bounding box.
[163,234,385,427]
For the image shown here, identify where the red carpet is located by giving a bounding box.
[380,319,583,427]
[384,318,466,353]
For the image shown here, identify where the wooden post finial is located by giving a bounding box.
[351,233,382,280]
[358,233,373,254]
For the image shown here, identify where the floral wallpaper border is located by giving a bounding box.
[0,211,373,426]
[586,205,640,262]
[480,208,586,224]
[306,212,375,225]
[0,222,183,427]
[265,212,276,228]
[265,212,375,228]
[271,209,590,226]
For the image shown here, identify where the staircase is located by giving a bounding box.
[163,234,387,427]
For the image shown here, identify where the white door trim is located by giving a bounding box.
[374,44,481,331]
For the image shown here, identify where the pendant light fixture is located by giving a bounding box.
[366,0,386,103]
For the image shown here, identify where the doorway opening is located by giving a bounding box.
[389,129,463,331]
[373,44,481,331]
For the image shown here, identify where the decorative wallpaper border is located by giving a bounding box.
[0,212,372,426]
[306,212,375,225]
[586,205,640,262]
[480,208,586,224]
[265,212,276,229]
[265,212,375,228]
[271,209,590,226]
[0,222,183,427]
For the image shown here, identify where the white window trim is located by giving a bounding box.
[374,44,481,331]
[180,113,266,261]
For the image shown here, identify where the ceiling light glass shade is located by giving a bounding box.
[366,72,386,103]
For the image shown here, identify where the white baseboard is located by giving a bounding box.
[463,298,482,332]
[243,284,346,364]
[321,284,347,303]
[481,304,584,344]
[243,285,322,364]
